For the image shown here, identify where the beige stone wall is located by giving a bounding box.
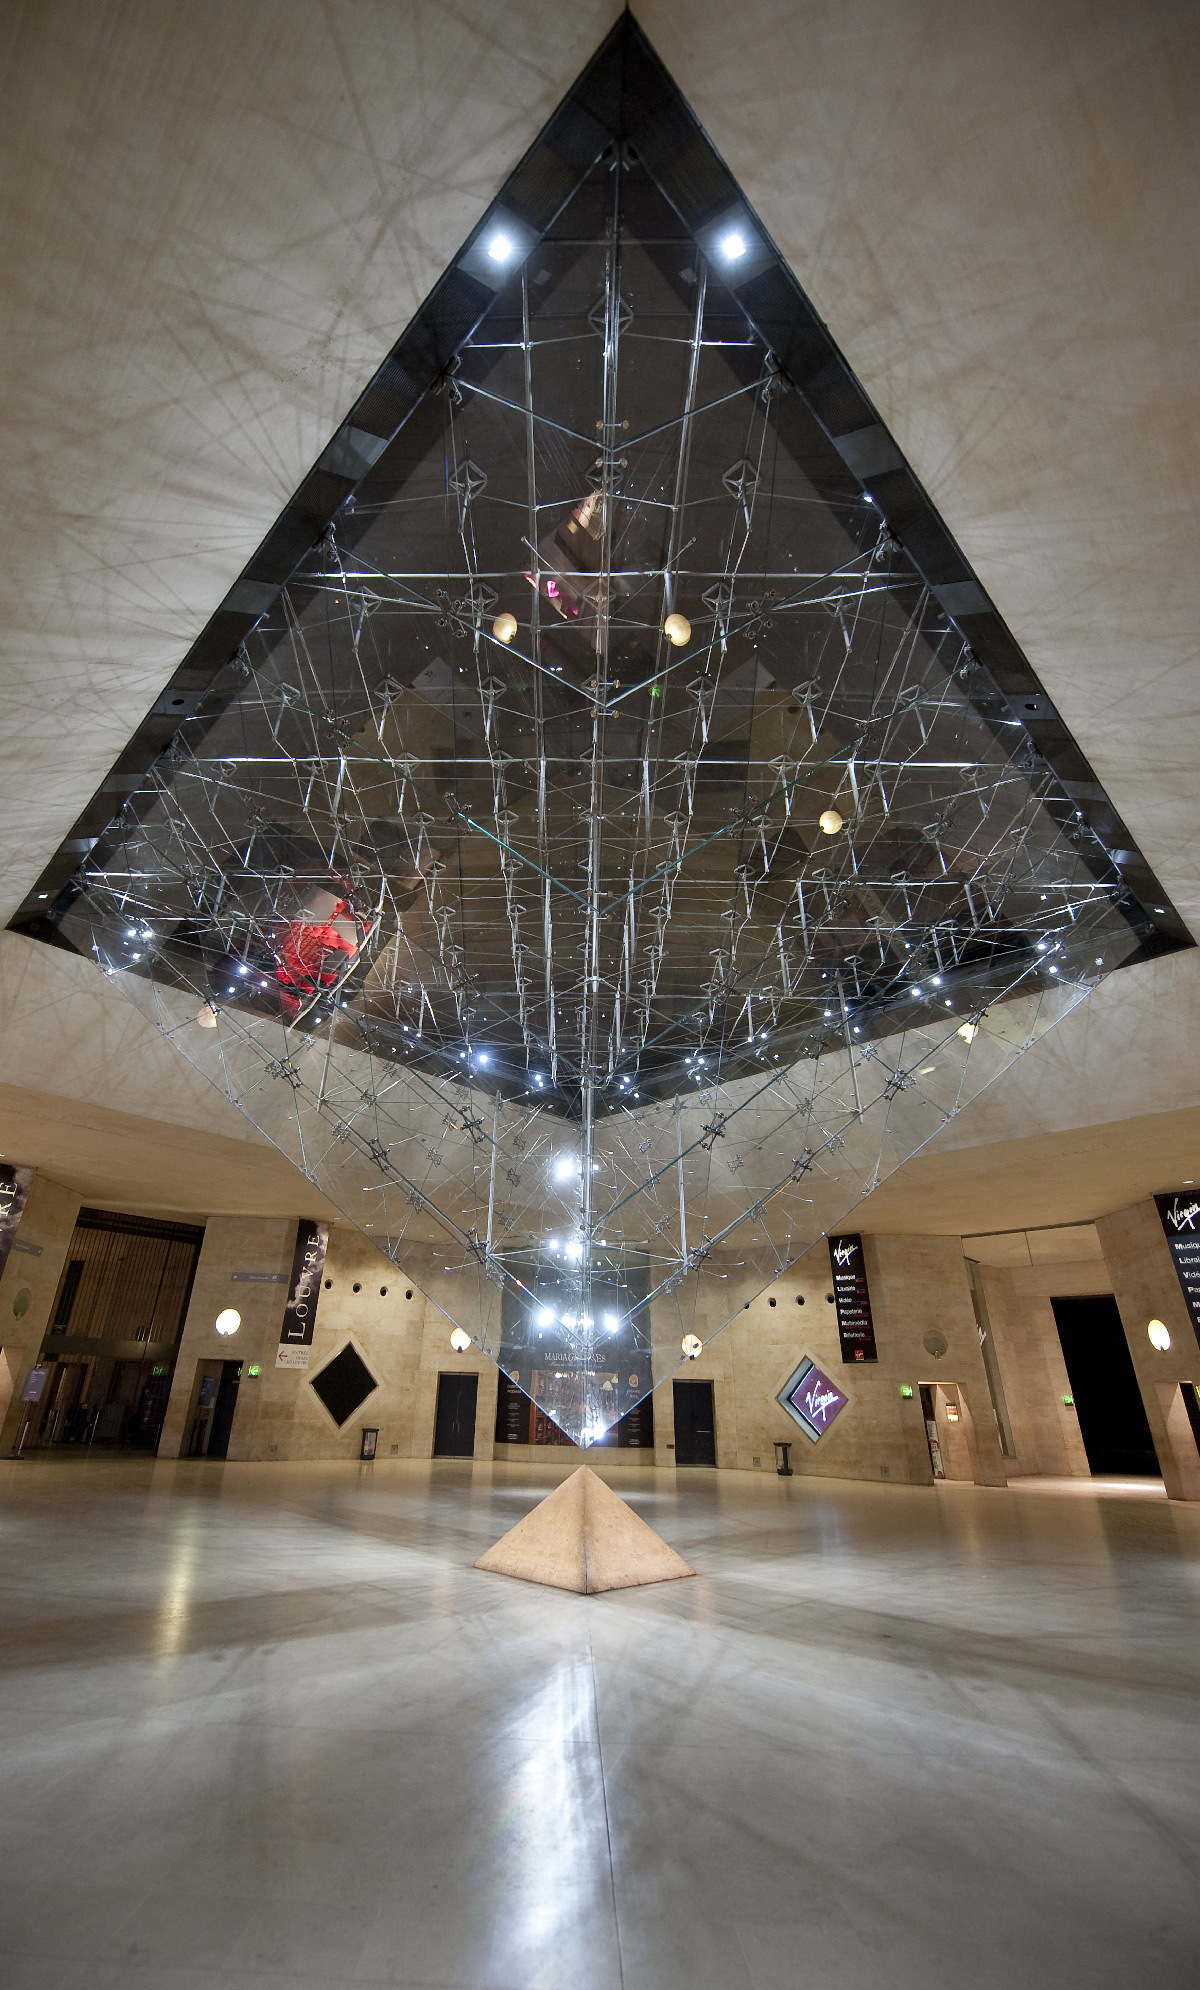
[160,1219,501,1465]
[0,1171,82,1450]
[974,1257,1104,1478]
[157,1215,296,1458]
[1097,1200,1200,1500]
[664,1233,1005,1487]
[269,1233,490,1465]
[150,1213,1172,1492]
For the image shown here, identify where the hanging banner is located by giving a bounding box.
[828,1233,878,1362]
[1154,1192,1200,1343]
[0,1162,35,1284]
[275,1219,330,1369]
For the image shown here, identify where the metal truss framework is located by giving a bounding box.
[45,89,1163,1445]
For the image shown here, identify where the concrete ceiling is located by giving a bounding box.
[2,0,1197,1232]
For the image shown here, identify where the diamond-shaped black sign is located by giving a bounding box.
[310,1343,378,1427]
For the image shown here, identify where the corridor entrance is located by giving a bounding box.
[185,1359,242,1458]
[24,1207,203,1454]
[1051,1296,1160,1476]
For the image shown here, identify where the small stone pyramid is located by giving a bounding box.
[474,1464,695,1594]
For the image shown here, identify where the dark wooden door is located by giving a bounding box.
[1051,1296,1159,1476]
[673,1379,716,1466]
[433,1372,478,1457]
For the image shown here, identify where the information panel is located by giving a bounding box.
[276,1218,330,1369]
[1154,1193,1200,1345]
[828,1233,878,1363]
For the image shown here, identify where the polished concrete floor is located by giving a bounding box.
[2,1457,1199,1990]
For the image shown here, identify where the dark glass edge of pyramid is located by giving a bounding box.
[12,8,1184,968]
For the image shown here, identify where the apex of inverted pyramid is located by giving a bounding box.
[473,1465,695,1594]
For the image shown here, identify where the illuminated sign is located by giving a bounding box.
[777,1357,849,1443]
[828,1233,878,1362]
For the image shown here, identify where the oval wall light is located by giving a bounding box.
[681,1333,703,1359]
[1147,1319,1171,1351]
[214,1308,241,1337]
[449,1327,472,1352]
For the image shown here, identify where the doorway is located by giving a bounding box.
[919,1385,945,1478]
[207,1361,242,1460]
[433,1372,478,1457]
[1051,1296,1160,1476]
[185,1358,242,1459]
[673,1379,716,1466]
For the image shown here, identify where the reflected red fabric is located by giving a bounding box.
[275,900,358,1010]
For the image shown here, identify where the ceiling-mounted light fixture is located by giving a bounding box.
[492,611,517,643]
[663,612,691,646]
[487,231,515,263]
[818,809,843,835]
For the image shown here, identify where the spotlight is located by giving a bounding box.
[719,230,746,259]
[663,612,691,646]
[682,1333,703,1359]
[450,1327,472,1352]
[214,1308,241,1337]
[818,809,843,835]
[493,611,517,643]
[1147,1319,1171,1351]
[487,231,515,263]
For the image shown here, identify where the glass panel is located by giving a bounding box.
[50,159,1143,1443]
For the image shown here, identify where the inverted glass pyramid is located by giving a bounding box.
[34,21,1172,1444]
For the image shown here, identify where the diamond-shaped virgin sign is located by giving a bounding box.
[778,1359,849,1443]
[28,20,1177,1445]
